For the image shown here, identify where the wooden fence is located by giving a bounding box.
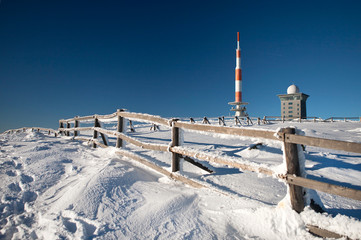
[264,116,361,123]
[4,110,361,238]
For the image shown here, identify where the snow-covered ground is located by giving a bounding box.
[1,119,360,239]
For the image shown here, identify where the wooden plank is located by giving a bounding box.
[94,127,169,152]
[183,156,214,173]
[68,137,205,188]
[282,128,304,213]
[286,175,361,201]
[170,146,274,176]
[285,134,361,154]
[174,121,279,141]
[115,150,205,189]
[73,137,92,143]
[59,127,93,132]
[118,112,170,126]
[307,225,344,239]
[61,112,117,122]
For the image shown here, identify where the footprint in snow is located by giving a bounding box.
[2,161,15,167]
[15,163,23,170]
[63,218,77,233]
[20,174,34,184]
[5,170,17,177]
[22,191,38,203]
[61,158,73,164]
[8,183,22,193]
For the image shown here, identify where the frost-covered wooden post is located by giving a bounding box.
[66,122,71,136]
[93,117,99,148]
[116,109,125,148]
[59,120,64,135]
[282,127,304,213]
[74,116,79,137]
[171,119,181,172]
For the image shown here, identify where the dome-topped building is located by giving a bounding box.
[287,84,300,94]
[277,84,309,120]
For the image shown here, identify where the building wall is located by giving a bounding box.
[281,99,302,119]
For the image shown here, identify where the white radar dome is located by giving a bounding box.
[287,84,300,94]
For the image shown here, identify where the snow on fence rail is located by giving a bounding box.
[264,115,361,123]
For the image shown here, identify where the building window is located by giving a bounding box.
[289,111,293,113]
[297,108,299,111]
[289,115,293,117]
[289,102,293,105]
[289,107,293,109]
[297,104,299,106]
[283,107,285,109]
[283,103,285,105]
[283,111,285,113]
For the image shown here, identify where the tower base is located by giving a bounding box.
[228,102,249,117]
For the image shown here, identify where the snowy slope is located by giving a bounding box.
[1,120,361,239]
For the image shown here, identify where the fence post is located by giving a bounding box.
[282,127,304,213]
[93,117,99,148]
[74,116,79,137]
[116,109,125,148]
[59,121,64,135]
[171,119,181,172]
[66,122,70,136]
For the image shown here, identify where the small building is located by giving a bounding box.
[277,84,309,120]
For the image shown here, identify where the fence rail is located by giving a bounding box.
[264,116,361,123]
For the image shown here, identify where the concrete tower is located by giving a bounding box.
[229,32,248,116]
[277,84,309,119]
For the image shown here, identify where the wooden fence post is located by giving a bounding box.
[171,119,181,172]
[116,109,124,148]
[59,121,64,135]
[66,122,70,136]
[93,117,99,148]
[74,116,79,137]
[263,116,268,124]
[218,116,225,126]
[202,117,210,124]
[282,127,305,213]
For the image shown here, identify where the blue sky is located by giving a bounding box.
[1,0,360,132]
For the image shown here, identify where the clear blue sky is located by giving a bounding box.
[1,0,360,132]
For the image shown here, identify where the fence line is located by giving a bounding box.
[4,110,361,239]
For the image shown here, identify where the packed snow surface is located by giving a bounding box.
[1,119,361,239]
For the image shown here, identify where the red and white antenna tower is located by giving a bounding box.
[229,32,248,116]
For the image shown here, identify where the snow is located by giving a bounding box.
[1,119,361,239]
